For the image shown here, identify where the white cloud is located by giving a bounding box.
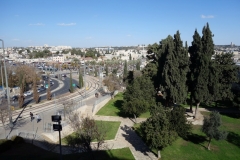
[12,39,20,41]
[57,23,76,26]
[29,23,45,26]
[201,15,214,19]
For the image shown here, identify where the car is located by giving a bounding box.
[50,81,54,85]
[62,74,67,77]
[24,92,28,96]
[37,89,41,92]
[11,95,18,101]
[24,91,32,96]
[27,91,32,96]
[40,87,46,91]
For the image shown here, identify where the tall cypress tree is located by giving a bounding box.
[123,60,128,80]
[70,70,73,93]
[105,65,109,76]
[159,32,189,106]
[188,23,215,118]
[188,29,203,112]
[79,72,83,88]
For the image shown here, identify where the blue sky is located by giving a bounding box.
[1,0,240,48]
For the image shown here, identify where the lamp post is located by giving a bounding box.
[0,39,13,127]
[1,64,4,90]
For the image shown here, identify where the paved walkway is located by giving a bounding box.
[93,115,158,160]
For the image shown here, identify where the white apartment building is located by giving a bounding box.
[52,55,64,63]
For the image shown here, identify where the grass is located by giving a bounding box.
[0,142,134,160]
[96,92,126,117]
[133,111,240,160]
[96,92,151,118]
[95,121,121,140]
[62,120,121,144]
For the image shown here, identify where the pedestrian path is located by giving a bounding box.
[93,115,157,160]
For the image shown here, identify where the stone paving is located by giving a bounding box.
[93,115,158,160]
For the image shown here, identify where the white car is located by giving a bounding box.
[24,91,32,96]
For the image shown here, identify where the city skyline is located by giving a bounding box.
[1,0,240,48]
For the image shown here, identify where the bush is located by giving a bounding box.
[0,139,12,153]
[11,135,25,144]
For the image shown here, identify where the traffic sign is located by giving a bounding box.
[45,84,48,88]
[72,83,76,87]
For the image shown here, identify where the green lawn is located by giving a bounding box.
[65,147,135,160]
[96,92,126,117]
[95,121,121,140]
[0,142,134,160]
[133,111,240,160]
[62,120,121,144]
[96,92,151,118]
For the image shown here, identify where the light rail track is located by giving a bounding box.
[0,75,101,127]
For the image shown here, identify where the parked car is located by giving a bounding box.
[40,87,46,91]
[27,91,32,96]
[11,95,18,101]
[62,74,67,77]
[37,89,41,92]
[24,91,32,96]
[24,92,28,96]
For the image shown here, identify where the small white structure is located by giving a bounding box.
[52,55,64,63]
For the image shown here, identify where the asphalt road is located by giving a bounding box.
[1,77,78,109]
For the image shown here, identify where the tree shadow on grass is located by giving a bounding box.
[183,133,207,149]
[227,132,240,148]
[120,125,156,159]
[113,100,131,118]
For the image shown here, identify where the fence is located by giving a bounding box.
[92,93,112,115]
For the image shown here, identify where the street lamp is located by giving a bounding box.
[0,39,13,127]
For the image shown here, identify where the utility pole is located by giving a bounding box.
[1,65,4,90]
[0,39,13,127]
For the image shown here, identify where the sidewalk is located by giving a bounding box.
[93,115,157,160]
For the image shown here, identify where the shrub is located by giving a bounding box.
[11,135,25,144]
[0,139,12,153]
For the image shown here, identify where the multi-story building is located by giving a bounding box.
[52,55,64,63]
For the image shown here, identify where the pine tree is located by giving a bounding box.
[70,70,73,93]
[168,106,192,138]
[213,52,238,102]
[122,76,155,123]
[140,104,178,159]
